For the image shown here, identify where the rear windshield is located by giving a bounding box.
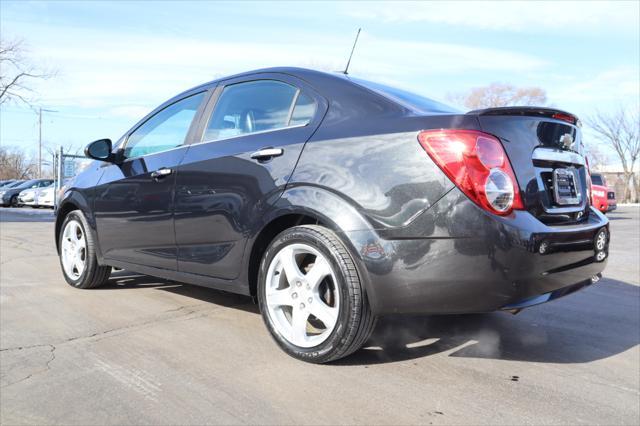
[350,77,459,114]
[591,175,604,186]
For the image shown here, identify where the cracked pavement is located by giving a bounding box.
[1,206,639,425]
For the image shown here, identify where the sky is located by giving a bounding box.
[1,0,638,165]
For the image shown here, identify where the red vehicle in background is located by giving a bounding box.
[591,173,617,213]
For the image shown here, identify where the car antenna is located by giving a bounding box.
[342,28,361,75]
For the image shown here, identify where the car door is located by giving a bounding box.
[174,74,328,280]
[93,90,208,270]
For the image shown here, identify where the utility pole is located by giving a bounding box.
[38,108,57,178]
[38,108,42,178]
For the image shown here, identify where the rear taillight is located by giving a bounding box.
[418,129,524,215]
[552,112,577,125]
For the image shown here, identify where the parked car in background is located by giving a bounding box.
[1,179,54,207]
[56,67,609,363]
[1,180,23,189]
[17,188,39,207]
[35,183,56,208]
[0,181,25,202]
[591,173,617,213]
[1,180,24,188]
[0,179,18,188]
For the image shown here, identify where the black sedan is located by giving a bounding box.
[55,67,609,363]
[1,179,53,207]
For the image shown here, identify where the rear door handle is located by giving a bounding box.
[150,167,173,180]
[250,148,284,161]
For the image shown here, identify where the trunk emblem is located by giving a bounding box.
[560,133,574,150]
[553,167,581,205]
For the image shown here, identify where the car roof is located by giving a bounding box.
[203,67,349,88]
[13,178,50,188]
[121,67,409,143]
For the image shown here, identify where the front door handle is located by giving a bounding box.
[150,167,173,180]
[250,148,284,161]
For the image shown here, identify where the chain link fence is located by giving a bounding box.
[53,147,91,208]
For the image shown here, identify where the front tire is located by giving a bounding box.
[258,225,376,363]
[58,210,111,289]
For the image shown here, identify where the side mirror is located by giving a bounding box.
[85,139,114,162]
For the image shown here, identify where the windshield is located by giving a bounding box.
[591,175,604,186]
[350,77,459,114]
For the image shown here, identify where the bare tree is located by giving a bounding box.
[586,107,640,202]
[448,82,547,110]
[0,146,37,180]
[583,141,610,171]
[0,38,52,106]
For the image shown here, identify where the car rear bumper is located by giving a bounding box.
[347,193,609,315]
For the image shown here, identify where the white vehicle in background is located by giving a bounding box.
[35,184,55,208]
[17,188,38,207]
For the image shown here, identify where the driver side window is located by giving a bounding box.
[124,92,205,159]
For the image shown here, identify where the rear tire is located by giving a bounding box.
[58,210,111,289]
[258,225,376,363]
[10,196,19,207]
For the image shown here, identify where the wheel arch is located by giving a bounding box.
[246,213,323,298]
[245,185,379,308]
[54,192,96,255]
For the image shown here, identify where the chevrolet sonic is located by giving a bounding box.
[55,67,609,363]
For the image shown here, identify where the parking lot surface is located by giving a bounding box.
[1,206,639,425]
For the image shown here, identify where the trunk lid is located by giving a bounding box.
[468,107,590,224]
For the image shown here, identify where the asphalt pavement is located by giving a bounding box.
[0,207,54,222]
[1,206,638,425]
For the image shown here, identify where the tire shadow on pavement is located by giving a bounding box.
[98,269,258,314]
[91,271,639,366]
[606,216,632,221]
[336,277,639,366]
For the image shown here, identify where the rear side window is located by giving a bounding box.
[290,92,316,126]
[203,80,315,142]
[124,92,205,158]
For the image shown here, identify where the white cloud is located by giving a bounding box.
[107,105,154,120]
[548,66,640,112]
[342,1,639,34]
[23,26,547,110]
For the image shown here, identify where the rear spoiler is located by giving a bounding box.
[466,106,580,126]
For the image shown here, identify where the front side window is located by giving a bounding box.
[203,80,315,142]
[124,92,205,158]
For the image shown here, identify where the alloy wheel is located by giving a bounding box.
[264,243,340,348]
[61,220,87,280]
